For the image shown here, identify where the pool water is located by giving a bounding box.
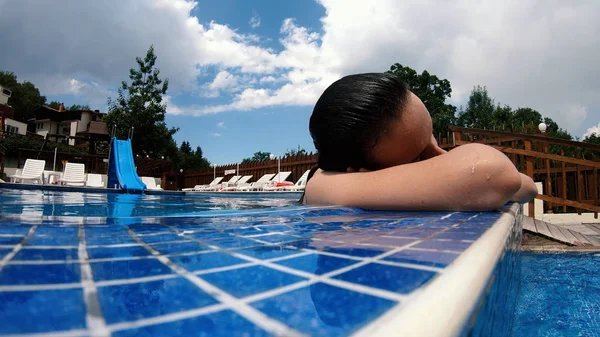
[0,188,302,218]
[513,252,600,337]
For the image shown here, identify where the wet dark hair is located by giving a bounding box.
[309,73,411,171]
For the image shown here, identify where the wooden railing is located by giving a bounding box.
[450,126,600,218]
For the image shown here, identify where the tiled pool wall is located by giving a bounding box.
[466,205,522,336]
[358,204,523,337]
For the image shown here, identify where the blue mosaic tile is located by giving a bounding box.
[87,245,151,259]
[433,231,483,241]
[86,235,138,246]
[0,236,23,245]
[413,239,474,252]
[90,259,173,281]
[253,234,300,244]
[224,227,264,236]
[26,234,79,246]
[201,265,307,298]
[0,289,86,334]
[85,227,130,236]
[128,225,172,234]
[113,309,271,337]
[35,226,78,236]
[0,263,81,284]
[256,224,291,232]
[275,253,357,275]
[170,252,248,272]
[209,237,261,249]
[12,248,79,261]
[188,231,231,241]
[139,233,186,244]
[251,283,397,336]
[97,277,219,324]
[358,236,417,247]
[285,239,339,250]
[389,227,443,238]
[333,263,437,294]
[0,225,31,234]
[234,245,301,260]
[0,248,12,259]
[324,245,390,258]
[383,249,459,268]
[152,241,210,255]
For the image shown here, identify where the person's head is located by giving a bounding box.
[309,73,444,172]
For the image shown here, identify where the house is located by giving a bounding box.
[0,85,27,136]
[28,104,108,146]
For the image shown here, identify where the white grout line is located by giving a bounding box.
[0,234,26,237]
[95,274,180,288]
[125,228,307,337]
[0,245,78,249]
[0,226,37,272]
[406,247,462,254]
[77,223,110,337]
[0,282,83,292]
[0,328,89,337]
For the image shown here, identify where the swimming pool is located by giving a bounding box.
[513,252,600,337]
[0,186,520,336]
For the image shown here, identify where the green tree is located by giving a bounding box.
[512,107,542,131]
[176,141,210,170]
[47,101,91,111]
[68,104,91,111]
[457,85,495,129]
[47,101,62,110]
[387,63,457,136]
[284,145,308,157]
[0,71,46,122]
[241,151,271,164]
[104,45,179,158]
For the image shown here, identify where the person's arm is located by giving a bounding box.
[510,173,538,203]
[304,143,522,211]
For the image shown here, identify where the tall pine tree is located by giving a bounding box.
[104,46,179,159]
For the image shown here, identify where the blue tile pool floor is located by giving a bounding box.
[0,188,505,336]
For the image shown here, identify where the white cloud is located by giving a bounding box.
[212,132,222,137]
[249,10,261,29]
[217,121,225,128]
[583,122,600,139]
[2,0,599,136]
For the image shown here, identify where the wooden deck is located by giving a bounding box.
[522,216,600,247]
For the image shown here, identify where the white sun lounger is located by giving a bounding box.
[9,159,46,184]
[258,171,293,191]
[58,163,86,186]
[208,175,241,191]
[186,177,224,192]
[86,174,105,188]
[236,173,275,191]
[264,169,310,191]
[222,175,253,191]
[141,176,163,190]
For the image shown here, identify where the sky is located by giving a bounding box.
[0,0,599,164]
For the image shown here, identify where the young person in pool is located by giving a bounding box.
[301,73,538,211]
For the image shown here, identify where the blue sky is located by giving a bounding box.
[1,0,599,165]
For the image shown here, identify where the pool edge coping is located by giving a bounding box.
[353,203,521,337]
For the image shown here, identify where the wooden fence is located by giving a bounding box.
[450,126,600,218]
[184,153,318,187]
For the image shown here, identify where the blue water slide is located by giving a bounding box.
[107,137,146,191]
